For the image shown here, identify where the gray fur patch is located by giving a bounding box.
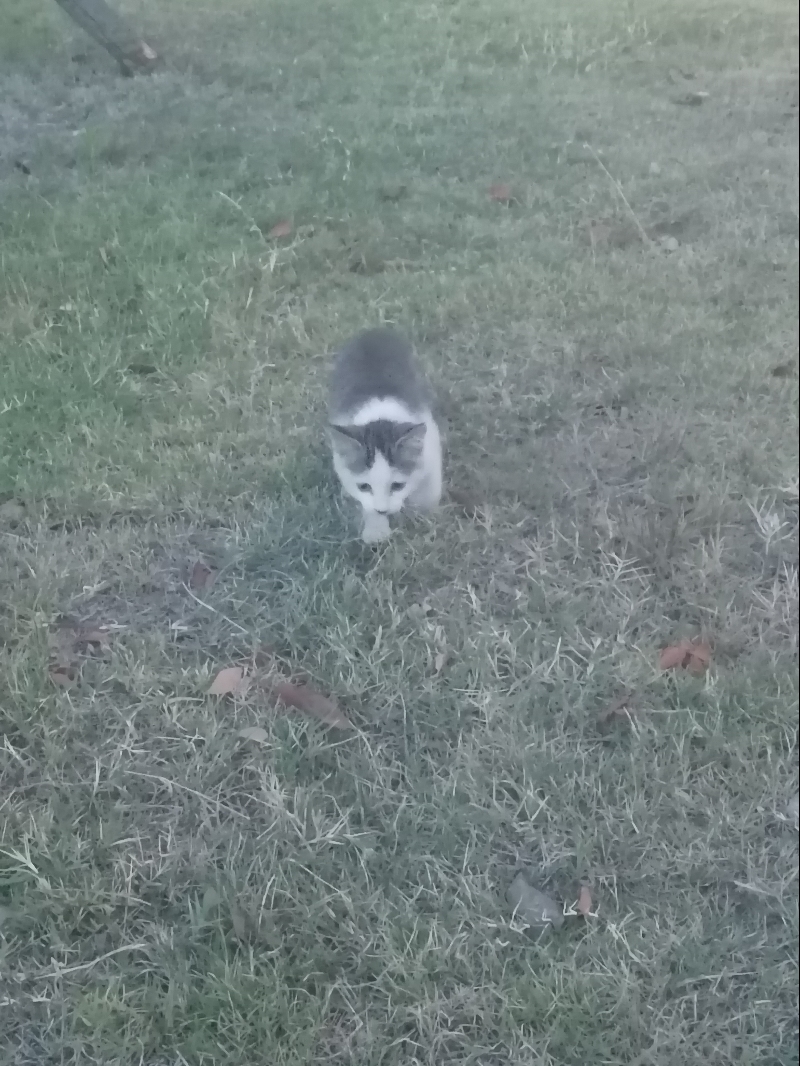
[328,328,434,421]
[330,420,425,475]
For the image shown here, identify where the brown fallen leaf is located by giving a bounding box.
[189,560,217,591]
[489,182,514,204]
[686,639,712,675]
[659,640,692,670]
[209,666,246,696]
[577,886,593,916]
[268,220,292,239]
[659,638,712,675]
[268,678,354,731]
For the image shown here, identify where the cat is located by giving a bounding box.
[328,328,443,544]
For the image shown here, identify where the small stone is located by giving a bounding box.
[649,161,661,175]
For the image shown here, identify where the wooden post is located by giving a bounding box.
[53,0,159,75]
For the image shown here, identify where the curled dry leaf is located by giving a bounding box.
[189,560,217,591]
[687,639,712,674]
[268,220,292,239]
[488,182,514,204]
[577,886,593,916]
[268,678,354,731]
[659,638,712,675]
[209,666,246,696]
[659,641,692,670]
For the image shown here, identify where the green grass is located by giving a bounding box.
[1,0,798,1063]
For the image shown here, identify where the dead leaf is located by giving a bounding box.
[189,560,217,591]
[686,639,712,675]
[659,640,693,671]
[238,726,270,743]
[506,873,564,930]
[659,638,712,674]
[434,650,447,674]
[268,220,292,239]
[785,792,799,828]
[577,886,593,916]
[209,666,246,696]
[269,679,354,730]
[488,182,514,204]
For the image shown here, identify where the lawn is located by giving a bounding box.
[0,0,798,1063]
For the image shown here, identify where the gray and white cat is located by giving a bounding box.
[328,328,443,544]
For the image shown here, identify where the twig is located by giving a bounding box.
[583,143,651,245]
[33,943,148,980]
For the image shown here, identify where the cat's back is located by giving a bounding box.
[329,328,432,421]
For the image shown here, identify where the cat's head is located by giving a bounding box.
[329,419,426,515]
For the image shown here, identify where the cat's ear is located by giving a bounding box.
[394,422,426,463]
[329,424,366,464]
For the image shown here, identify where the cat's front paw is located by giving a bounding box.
[361,513,391,544]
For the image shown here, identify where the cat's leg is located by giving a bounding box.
[361,510,391,544]
[407,424,442,513]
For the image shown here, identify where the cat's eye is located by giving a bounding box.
[390,482,406,492]
[357,483,372,493]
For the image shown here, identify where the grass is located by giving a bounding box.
[0,0,798,1062]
